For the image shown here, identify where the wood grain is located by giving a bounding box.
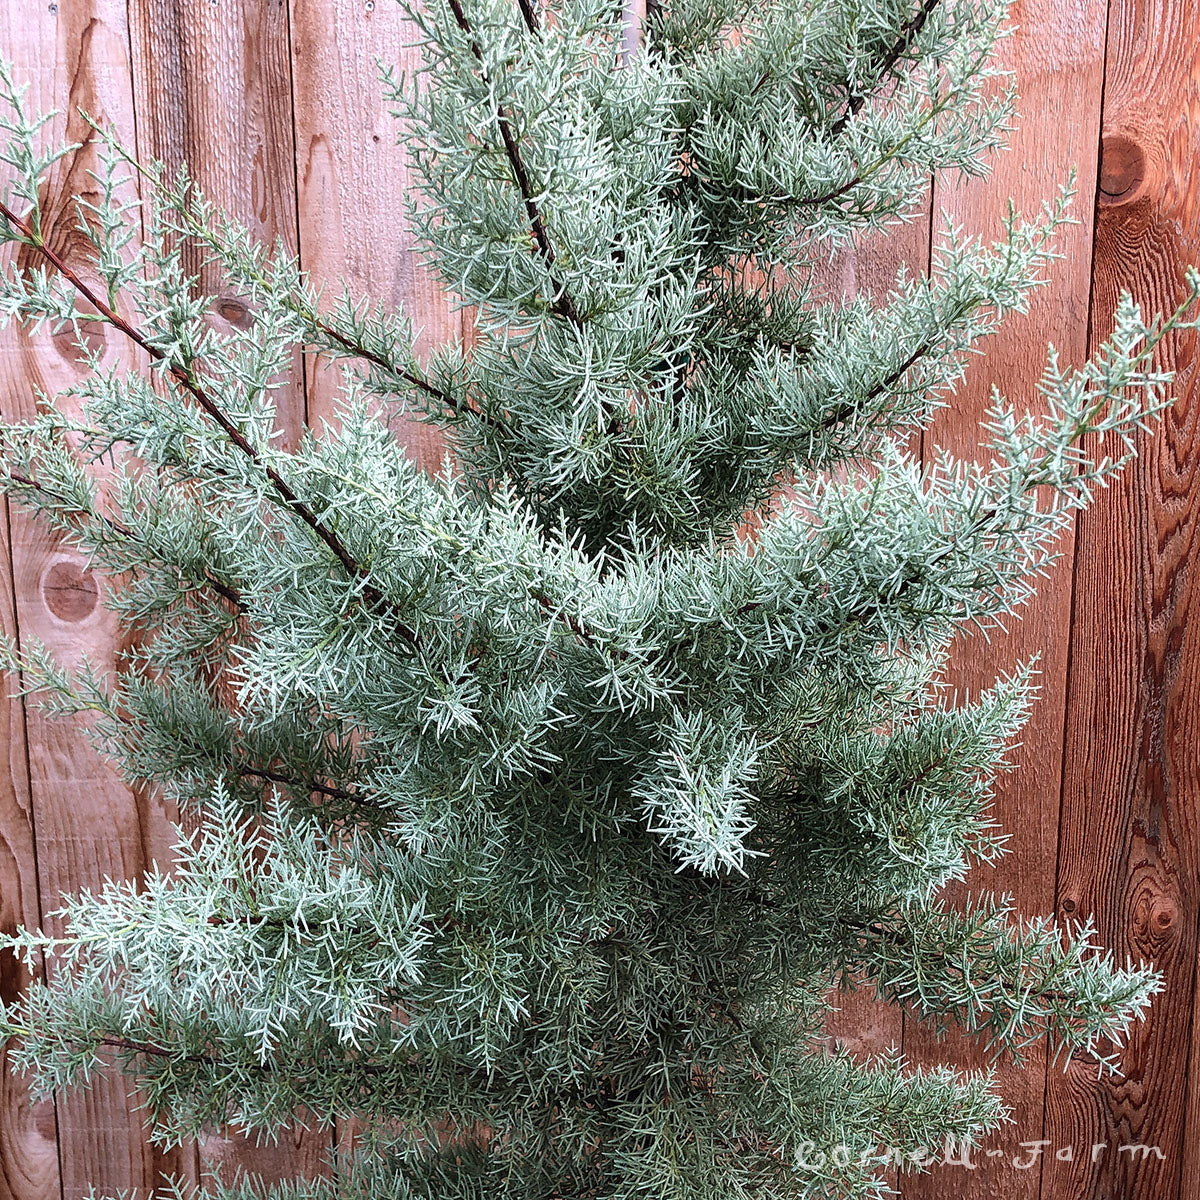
[818,187,933,1200]
[122,0,332,1182]
[288,0,461,452]
[0,16,57,1171]
[1044,1,1200,1197]
[126,0,306,448]
[0,495,58,1200]
[0,2,194,1196]
[902,3,1112,1197]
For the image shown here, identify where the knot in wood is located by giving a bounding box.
[1099,134,1147,206]
[214,295,254,330]
[42,558,99,623]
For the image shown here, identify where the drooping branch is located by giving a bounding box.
[3,469,245,608]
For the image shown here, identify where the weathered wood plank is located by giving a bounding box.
[0,499,59,1200]
[1044,0,1200,1196]
[819,193,933,1200]
[288,0,466,1165]
[0,3,195,1195]
[127,0,307,449]
[288,0,462,449]
[902,4,1109,1197]
[124,0,331,1183]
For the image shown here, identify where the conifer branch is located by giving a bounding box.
[829,0,943,137]
[97,1035,209,1063]
[105,156,491,430]
[0,198,421,650]
[444,0,583,326]
[93,1035,382,1076]
[3,469,245,608]
[315,320,500,428]
[515,0,540,36]
[0,215,621,668]
[812,337,936,434]
[746,0,941,127]
[238,764,356,803]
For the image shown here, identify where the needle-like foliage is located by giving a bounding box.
[0,1,1192,1196]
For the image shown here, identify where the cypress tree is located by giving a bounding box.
[0,1,1193,1196]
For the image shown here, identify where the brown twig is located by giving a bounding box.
[829,0,942,138]
[445,0,583,327]
[239,763,357,804]
[811,336,936,436]
[515,0,540,35]
[795,172,865,209]
[315,321,502,431]
[745,0,943,208]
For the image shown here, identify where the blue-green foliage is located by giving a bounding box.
[0,1,1192,1195]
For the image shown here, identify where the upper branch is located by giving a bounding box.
[3,200,642,665]
[829,0,943,137]
[444,0,583,326]
[314,319,501,430]
[0,198,421,650]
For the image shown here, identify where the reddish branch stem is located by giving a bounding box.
[829,0,942,137]
[445,0,583,326]
[316,321,501,431]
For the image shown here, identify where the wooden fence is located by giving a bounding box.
[0,1,1197,1197]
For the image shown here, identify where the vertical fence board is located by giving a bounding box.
[288,0,460,450]
[126,0,307,445]
[0,13,57,1174]
[1044,0,1200,1197]
[0,493,58,1200]
[287,0,463,1164]
[820,200,932,1187]
[123,0,328,1182]
[902,3,1111,1197]
[0,2,193,1195]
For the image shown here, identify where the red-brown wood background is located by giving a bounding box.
[0,1,1197,1197]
